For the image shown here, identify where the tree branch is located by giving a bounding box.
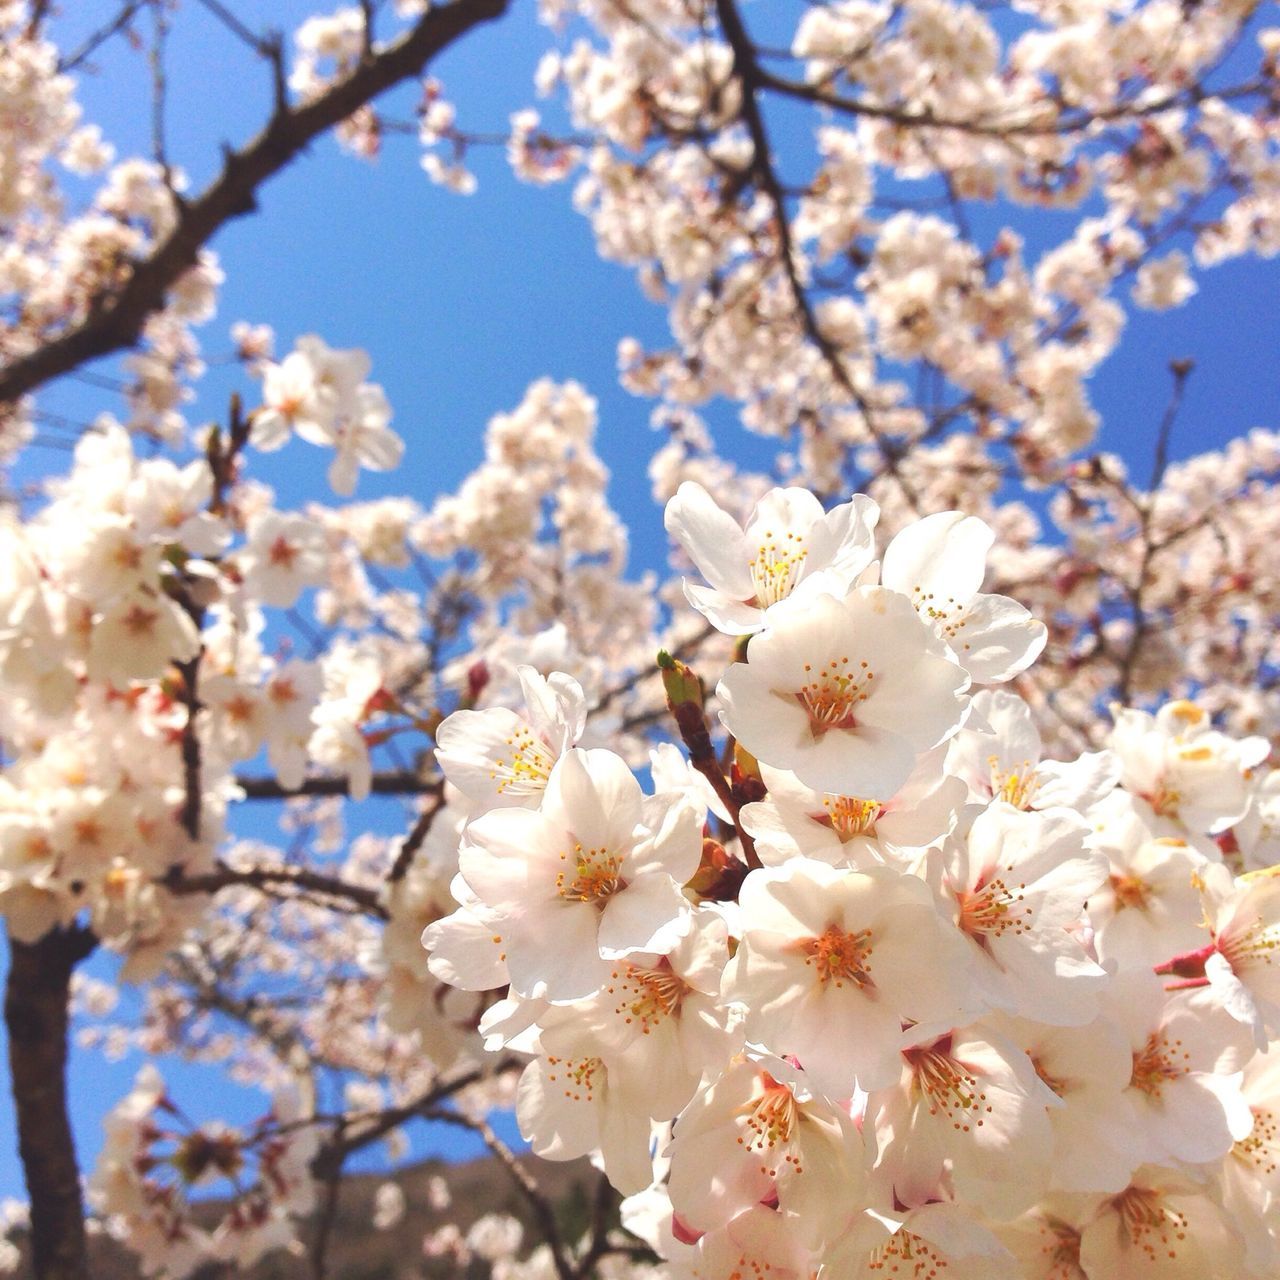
[2,0,510,407]
[423,1107,576,1280]
[5,925,98,1280]
[713,0,922,510]
[163,861,388,918]
[234,769,431,798]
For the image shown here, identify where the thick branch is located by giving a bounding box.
[234,769,430,798]
[5,925,98,1280]
[1,0,510,407]
[163,861,388,918]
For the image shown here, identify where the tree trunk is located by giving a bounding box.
[5,926,96,1280]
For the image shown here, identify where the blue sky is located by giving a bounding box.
[2,0,1278,1201]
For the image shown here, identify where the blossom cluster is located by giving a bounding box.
[90,1067,319,1273]
[420,483,1280,1280]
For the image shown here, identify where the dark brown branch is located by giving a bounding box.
[2,0,510,407]
[714,0,922,510]
[572,1173,621,1280]
[1150,358,1194,490]
[389,779,447,882]
[56,1,146,73]
[753,64,1267,140]
[234,769,431,798]
[423,1107,576,1280]
[163,861,388,918]
[5,925,98,1280]
[657,651,760,869]
[312,1061,513,1175]
[309,1139,345,1280]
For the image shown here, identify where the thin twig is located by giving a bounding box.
[423,1108,576,1280]
[3,0,512,407]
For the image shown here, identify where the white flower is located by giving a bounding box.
[949,688,1118,812]
[326,383,404,496]
[933,803,1109,1026]
[665,1054,866,1247]
[723,857,977,1094]
[663,482,879,634]
[435,665,587,811]
[740,752,965,870]
[86,590,200,684]
[452,748,701,1001]
[880,511,1047,683]
[718,586,970,797]
[239,511,328,608]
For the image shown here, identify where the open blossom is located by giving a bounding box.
[86,589,201,684]
[933,802,1109,1025]
[869,1023,1060,1219]
[1078,1167,1246,1280]
[949,688,1118,813]
[664,481,879,634]
[1110,701,1269,838]
[829,1201,1019,1280]
[1088,791,1211,968]
[718,586,970,797]
[238,511,328,608]
[723,857,976,1095]
[250,334,370,450]
[739,753,965,870]
[441,748,701,1001]
[534,906,734,1120]
[878,511,1047,683]
[1108,970,1254,1168]
[325,382,405,497]
[992,1011,1138,1194]
[665,1055,866,1247]
[1190,864,1280,1049]
[435,665,587,811]
[665,1206,819,1280]
[515,1044,657,1195]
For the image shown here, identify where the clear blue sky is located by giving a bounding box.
[2,0,1278,1201]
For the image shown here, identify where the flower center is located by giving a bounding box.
[867,1229,950,1276]
[738,1077,799,1162]
[820,795,881,840]
[1110,1187,1188,1262]
[606,960,688,1034]
[1222,918,1280,971]
[1143,780,1181,817]
[1110,872,1151,910]
[489,725,557,797]
[909,584,968,643]
[1030,1054,1067,1098]
[1129,1032,1189,1099]
[1233,1106,1280,1177]
[989,755,1038,808]
[795,658,874,736]
[905,1043,988,1131]
[955,875,1031,943]
[799,924,875,989]
[1036,1218,1084,1280]
[748,531,807,608]
[556,842,624,903]
[544,1056,602,1103]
